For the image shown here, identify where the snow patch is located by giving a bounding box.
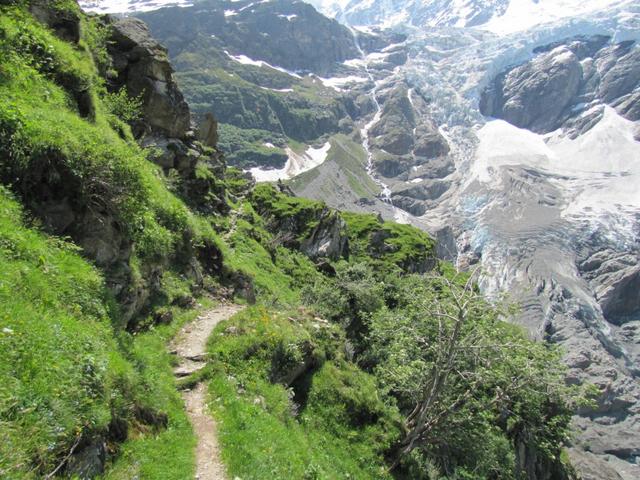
[224,51,302,78]
[249,142,332,182]
[473,107,640,232]
[316,75,368,91]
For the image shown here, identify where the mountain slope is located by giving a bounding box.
[105,1,640,478]
[2,2,580,479]
[309,0,633,34]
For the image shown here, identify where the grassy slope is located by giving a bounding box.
[289,134,381,206]
[0,4,204,477]
[0,187,121,478]
[207,308,398,480]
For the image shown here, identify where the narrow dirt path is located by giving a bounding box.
[172,303,244,480]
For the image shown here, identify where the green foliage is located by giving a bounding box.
[302,262,385,353]
[0,7,214,477]
[206,307,398,480]
[80,15,111,75]
[367,274,574,477]
[218,123,288,169]
[342,211,437,273]
[102,87,143,124]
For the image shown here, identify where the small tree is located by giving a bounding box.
[368,272,573,477]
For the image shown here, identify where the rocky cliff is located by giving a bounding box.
[481,35,640,135]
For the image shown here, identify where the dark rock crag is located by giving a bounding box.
[481,36,640,135]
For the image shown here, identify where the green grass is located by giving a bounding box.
[206,307,399,480]
[219,201,323,305]
[0,185,209,478]
[342,211,436,272]
[0,187,124,478]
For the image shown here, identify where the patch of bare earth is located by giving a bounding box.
[172,304,244,480]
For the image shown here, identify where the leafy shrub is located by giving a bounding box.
[102,88,143,124]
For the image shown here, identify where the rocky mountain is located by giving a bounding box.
[78,0,640,478]
[309,0,632,33]
[2,3,583,479]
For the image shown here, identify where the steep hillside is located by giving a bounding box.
[134,0,361,171]
[97,1,640,478]
[1,1,585,479]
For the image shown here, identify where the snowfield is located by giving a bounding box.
[224,51,303,78]
[474,107,640,232]
[248,142,332,182]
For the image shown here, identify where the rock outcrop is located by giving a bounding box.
[105,15,228,215]
[480,46,584,132]
[481,36,640,134]
[107,17,190,138]
[580,251,640,325]
[29,0,81,43]
[300,210,349,261]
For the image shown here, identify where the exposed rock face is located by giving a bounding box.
[370,85,416,155]
[580,251,640,325]
[481,36,640,134]
[107,17,190,138]
[568,449,624,480]
[370,83,450,181]
[300,210,349,261]
[65,440,107,479]
[137,0,359,75]
[480,46,583,132]
[105,15,229,215]
[413,122,450,158]
[29,0,81,43]
[198,113,219,148]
